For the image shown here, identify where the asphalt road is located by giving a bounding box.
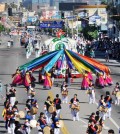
[0,35,120,134]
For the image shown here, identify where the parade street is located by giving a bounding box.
[0,35,120,134]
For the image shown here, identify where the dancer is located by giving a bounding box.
[61,85,68,103]
[12,69,22,86]
[69,94,80,121]
[53,94,61,119]
[81,73,89,90]
[43,72,52,90]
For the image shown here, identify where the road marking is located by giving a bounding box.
[94,102,119,130]
[109,117,119,129]
[48,91,70,134]
[79,119,87,125]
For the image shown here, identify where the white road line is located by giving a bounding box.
[94,101,119,130]
[79,119,88,125]
[109,117,120,130]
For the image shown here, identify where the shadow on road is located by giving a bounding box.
[61,118,73,121]
[79,101,88,104]
[0,130,7,133]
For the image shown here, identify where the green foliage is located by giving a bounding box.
[81,25,98,40]
[0,24,5,32]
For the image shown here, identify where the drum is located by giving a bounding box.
[18,111,25,118]
[62,91,68,96]
[15,114,20,121]
[48,106,56,114]
[43,126,51,134]
[116,91,120,99]
[99,106,108,113]
[86,90,92,94]
[96,125,102,133]
[71,104,80,111]
[58,120,64,128]
[112,91,116,95]
[30,120,37,128]
[30,107,38,115]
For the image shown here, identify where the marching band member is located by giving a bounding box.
[95,111,103,131]
[88,84,96,104]
[44,96,53,123]
[25,111,33,121]
[37,112,47,134]
[112,82,120,105]
[53,94,62,119]
[24,119,31,134]
[61,81,67,92]
[104,91,112,119]
[31,99,39,120]
[61,85,68,103]
[9,87,16,107]
[89,112,96,124]
[51,112,60,134]
[86,120,98,134]
[81,73,89,90]
[98,95,106,121]
[70,94,80,121]
[43,72,52,90]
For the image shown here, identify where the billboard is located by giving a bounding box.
[40,21,63,28]
[0,4,5,12]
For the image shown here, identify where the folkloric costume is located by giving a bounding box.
[61,85,68,104]
[95,73,104,88]
[23,72,31,89]
[112,83,120,105]
[104,92,112,119]
[44,96,53,123]
[53,94,61,119]
[87,85,95,104]
[12,70,23,86]
[69,94,80,121]
[106,74,113,86]
[43,72,52,90]
[81,73,90,90]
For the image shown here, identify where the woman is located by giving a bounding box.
[61,85,68,104]
[12,69,23,86]
[43,72,52,90]
[81,73,90,90]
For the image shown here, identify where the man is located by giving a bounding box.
[70,94,80,121]
[108,129,114,134]
[53,94,61,119]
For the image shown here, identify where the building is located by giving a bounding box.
[74,5,108,31]
[23,0,32,10]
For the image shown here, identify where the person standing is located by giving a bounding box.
[9,87,16,107]
[44,96,53,123]
[53,94,61,119]
[105,50,109,62]
[69,94,80,121]
[87,84,96,104]
[61,85,68,103]
[104,91,112,118]
[51,67,56,85]
[112,82,120,105]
